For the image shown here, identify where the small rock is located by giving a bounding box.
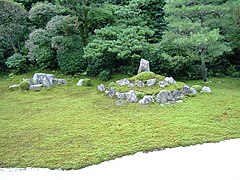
[138,95,154,105]
[202,86,211,93]
[176,100,184,103]
[147,79,156,87]
[76,79,84,86]
[190,87,198,94]
[138,59,150,73]
[165,77,176,84]
[53,78,67,85]
[116,78,130,86]
[158,81,168,88]
[98,84,106,91]
[182,85,191,94]
[29,84,43,91]
[128,83,135,88]
[115,92,125,99]
[106,87,116,98]
[125,90,138,103]
[135,80,145,88]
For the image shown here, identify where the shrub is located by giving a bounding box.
[232,72,240,78]
[5,53,28,74]
[99,70,111,82]
[135,72,156,82]
[156,75,165,81]
[108,82,117,88]
[82,78,92,86]
[192,85,203,92]
[19,79,30,90]
[136,92,145,99]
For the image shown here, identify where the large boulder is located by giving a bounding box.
[29,84,43,91]
[146,79,156,87]
[155,90,173,103]
[135,80,145,88]
[202,86,211,93]
[32,73,54,86]
[137,59,150,73]
[125,90,138,103]
[116,78,130,86]
[138,95,154,105]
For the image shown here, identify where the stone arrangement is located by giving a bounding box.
[98,76,211,105]
[9,73,67,91]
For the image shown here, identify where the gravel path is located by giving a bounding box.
[1,139,240,180]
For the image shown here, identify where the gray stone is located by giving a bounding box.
[147,79,156,87]
[125,90,138,103]
[190,87,198,95]
[202,86,211,93]
[172,90,183,100]
[165,77,176,84]
[155,90,173,103]
[9,84,19,90]
[29,84,43,91]
[76,79,84,86]
[98,84,106,91]
[115,92,125,99]
[158,81,168,88]
[138,95,154,105]
[135,80,145,88]
[182,85,191,94]
[32,73,54,85]
[176,100,184,103]
[138,59,150,73]
[116,78,130,86]
[105,87,115,98]
[53,78,67,85]
[42,76,51,88]
[128,83,135,88]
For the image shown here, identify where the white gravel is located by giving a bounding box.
[1,138,240,180]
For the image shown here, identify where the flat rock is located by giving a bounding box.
[158,81,168,88]
[9,84,19,90]
[53,78,67,85]
[115,92,125,99]
[29,84,43,91]
[135,80,145,88]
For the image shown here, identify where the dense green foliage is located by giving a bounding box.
[5,53,28,74]
[0,0,239,79]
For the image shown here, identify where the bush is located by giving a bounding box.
[19,79,30,90]
[82,78,92,86]
[5,53,28,74]
[108,82,117,88]
[135,72,156,82]
[192,85,203,92]
[99,70,111,82]
[136,92,145,99]
[156,75,165,81]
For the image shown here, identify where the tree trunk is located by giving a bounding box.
[9,36,18,53]
[201,59,207,82]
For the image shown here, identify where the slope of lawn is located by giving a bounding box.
[0,71,240,169]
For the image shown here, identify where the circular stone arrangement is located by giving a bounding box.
[98,72,211,105]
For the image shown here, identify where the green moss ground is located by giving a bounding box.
[0,71,240,169]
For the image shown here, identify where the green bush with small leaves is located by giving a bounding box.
[82,78,92,86]
[5,53,28,74]
[135,72,156,82]
[136,92,145,100]
[192,85,203,92]
[19,79,30,90]
[99,70,111,82]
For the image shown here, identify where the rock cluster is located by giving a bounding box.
[98,77,211,105]
[9,73,67,91]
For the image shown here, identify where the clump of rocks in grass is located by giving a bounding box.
[97,59,211,105]
[9,73,67,91]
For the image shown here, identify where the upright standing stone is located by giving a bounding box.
[138,59,150,73]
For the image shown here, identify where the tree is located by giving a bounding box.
[161,0,232,81]
[0,0,28,54]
